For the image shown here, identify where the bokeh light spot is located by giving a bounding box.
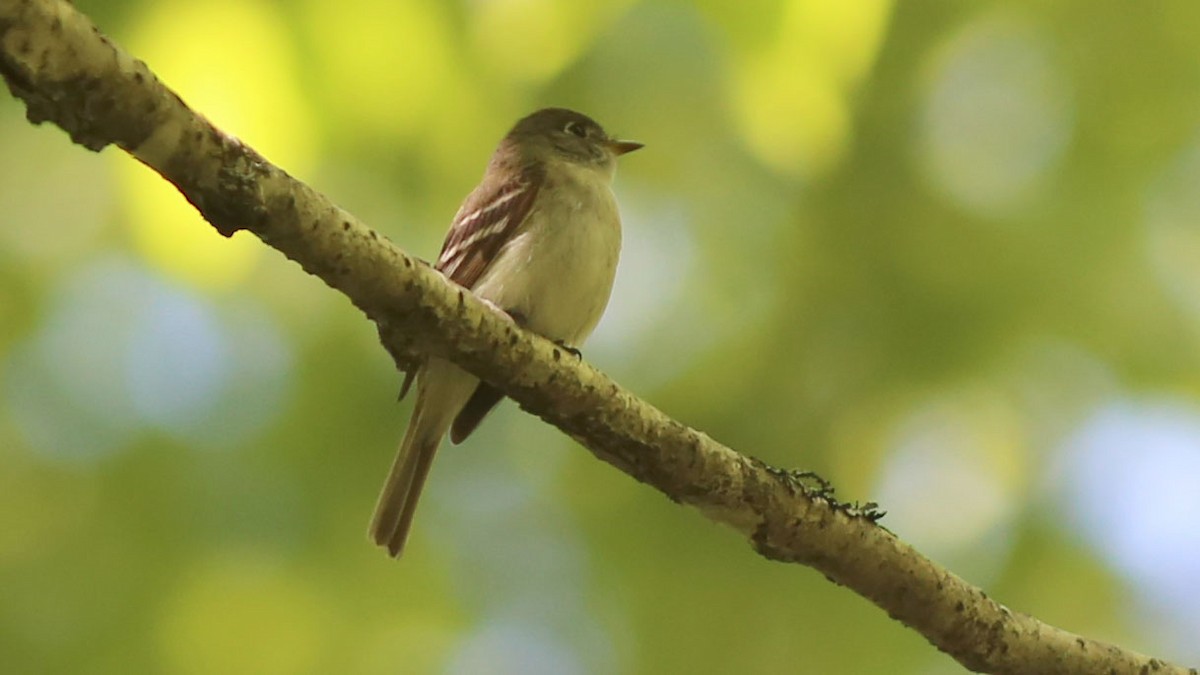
[124,283,291,449]
[731,0,893,177]
[1053,398,1200,649]
[875,389,1026,574]
[6,259,149,463]
[0,120,112,264]
[126,285,229,432]
[303,0,456,144]
[593,198,694,346]
[917,12,1074,217]
[468,0,634,85]
[116,0,316,289]
[1144,131,1200,322]
[157,551,327,675]
[5,257,291,462]
[448,617,584,675]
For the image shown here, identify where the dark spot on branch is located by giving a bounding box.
[342,220,351,231]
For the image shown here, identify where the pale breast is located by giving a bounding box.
[472,162,623,346]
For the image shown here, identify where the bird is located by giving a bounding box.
[370,108,642,557]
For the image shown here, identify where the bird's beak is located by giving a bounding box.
[607,139,644,156]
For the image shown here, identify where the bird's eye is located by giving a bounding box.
[564,121,587,138]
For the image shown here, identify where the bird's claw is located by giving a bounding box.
[554,340,582,359]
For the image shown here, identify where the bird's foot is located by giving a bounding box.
[554,340,582,359]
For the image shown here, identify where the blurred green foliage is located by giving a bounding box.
[3,0,1200,673]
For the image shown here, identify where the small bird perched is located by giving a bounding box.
[370,108,642,557]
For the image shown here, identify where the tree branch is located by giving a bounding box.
[1,1,1192,673]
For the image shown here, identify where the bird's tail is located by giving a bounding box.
[370,360,475,558]
[369,394,442,557]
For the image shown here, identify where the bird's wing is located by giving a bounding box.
[435,166,543,291]
[395,166,542,404]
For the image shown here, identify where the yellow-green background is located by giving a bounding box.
[3,0,1200,673]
